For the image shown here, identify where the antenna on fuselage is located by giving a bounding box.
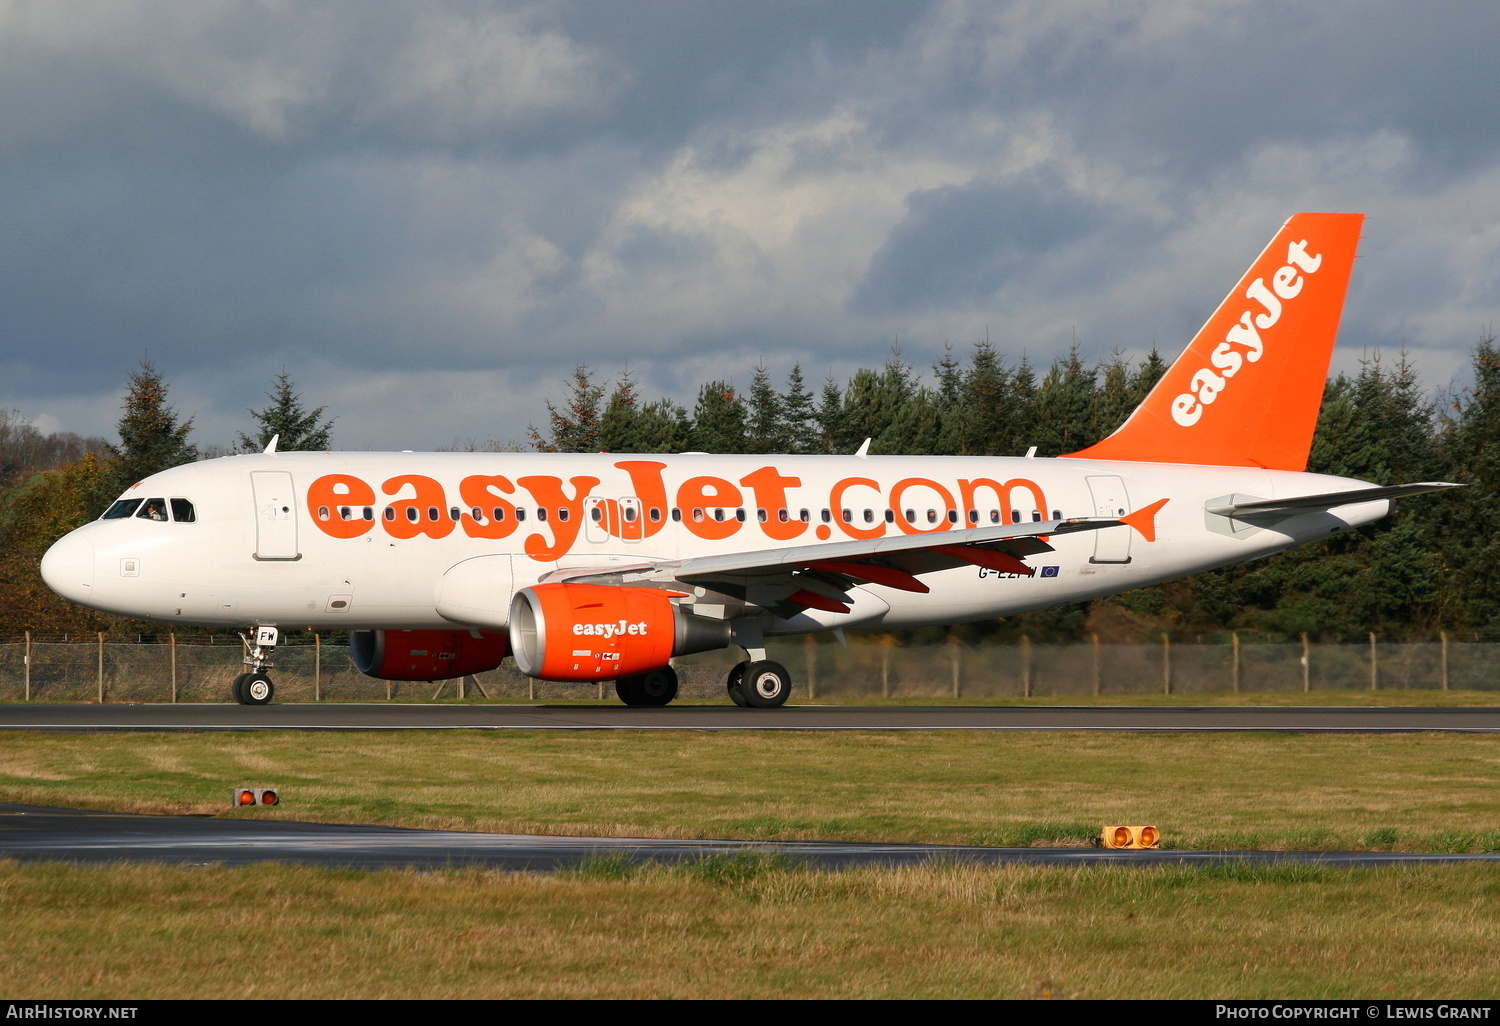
[854,438,871,458]
[264,434,279,455]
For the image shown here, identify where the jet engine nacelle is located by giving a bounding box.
[508,583,729,681]
[350,629,509,681]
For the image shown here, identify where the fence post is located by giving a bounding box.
[1231,632,1240,693]
[881,637,892,699]
[529,676,536,701]
[170,633,178,703]
[950,638,961,699]
[1020,634,1032,698]
[1161,633,1171,695]
[97,632,105,703]
[459,674,466,700]
[1440,631,1449,691]
[24,630,31,702]
[314,633,322,702]
[1090,633,1101,697]
[805,634,817,700]
[1300,632,1310,693]
[1369,632,1378,691]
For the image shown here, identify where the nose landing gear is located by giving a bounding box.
[232,626,279,705]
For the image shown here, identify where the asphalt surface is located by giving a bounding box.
[1,702,1499,732]
[5,803,1497,871]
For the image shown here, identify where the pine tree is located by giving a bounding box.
[237,371,334,453]
[1029,346,1095,455]
[599,370,642,452]
[530,365,604,453]
[633,398,690,453]
[745,363,785,454]
[689,381,747,452]
[781,364,816,454]
[105,359,198,495]
[815,374,847,454]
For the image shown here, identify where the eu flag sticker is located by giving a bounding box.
[1040,566,1060,578]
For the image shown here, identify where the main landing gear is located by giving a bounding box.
[726,659,792,708]
[615,666,680,706]
[232,626,279,705]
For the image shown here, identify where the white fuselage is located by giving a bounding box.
[40,451,1388,634]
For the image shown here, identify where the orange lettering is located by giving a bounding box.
[959,478,1046,523]
[518,475,599,560]
[458,475,520,539]
[677,476,742,540]
[382,475,455,539]
[829,477,883,540]
[890,478,955,535]
[613,460,670,540]
[740,466,806,541]
[307,474,375,539]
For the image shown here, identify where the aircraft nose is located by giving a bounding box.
[40,531,95,603]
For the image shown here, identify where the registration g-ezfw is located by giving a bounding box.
[41,213,1453,707]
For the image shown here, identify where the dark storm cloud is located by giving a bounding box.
[852,178,1105,314]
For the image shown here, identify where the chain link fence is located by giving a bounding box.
[0,632,1495,702]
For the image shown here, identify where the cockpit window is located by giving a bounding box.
[136,498,169,522]
[170,498,196,523]
[101,498,143,520]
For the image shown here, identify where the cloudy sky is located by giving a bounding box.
[3,1,1498,450]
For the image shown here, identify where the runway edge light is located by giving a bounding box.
[1101,825,1160,849]
[232,787,280,807]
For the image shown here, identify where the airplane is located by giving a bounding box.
[39,212,1456,707]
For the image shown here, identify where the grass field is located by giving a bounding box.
[2,730,1498,852]
[4,728,1499,998]
[3,858,1498,999]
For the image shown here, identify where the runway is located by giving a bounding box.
[1,702,1499,733]
[4,803,1497,871]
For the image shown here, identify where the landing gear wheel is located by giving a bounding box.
[243,673,274,706]
[231,673,251,705]
[742,660,791,708]
[617,666,680,706]
[726,660,749,707]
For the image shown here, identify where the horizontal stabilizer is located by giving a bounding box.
[1205,482,1461,517]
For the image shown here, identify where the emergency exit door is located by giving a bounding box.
[1086,475,1132,564]
[251,471,300,560]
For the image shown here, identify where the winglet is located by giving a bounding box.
[1119,498,1168,542]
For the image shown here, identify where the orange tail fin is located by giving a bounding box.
[1065,212,1364,470]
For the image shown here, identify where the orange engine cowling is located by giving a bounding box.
[350,629,509,681]
[509,583,729,681]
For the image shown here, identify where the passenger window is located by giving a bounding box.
[590,506,603,522]
[863,509,874,524]
[735,508,746,522]
[927,509,937,524]
[799,509,810,523]
[968,509,979,524]
[990,510,1000,524]
[671,508,682,522]
[624,507,637,523]
[884,509,895,523]
[536,508,547,522]
[384,507,395,521]
[820,509,831,523]
[406,507,419,523]
[493,507,506,521]
[170,498,196,523]
[363,507,373,521]
[650,508,662,522]
[101,498,143,520]
[558,508,569,522]
[947,510,958,524]
[516,508,527,521]
[317,506,331,521]
[1052,509,1062,520]
[757,508,768,523]
[136,498,169,522]
[1031,510,1042,522]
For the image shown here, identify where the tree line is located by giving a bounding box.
[2,339,1497,644]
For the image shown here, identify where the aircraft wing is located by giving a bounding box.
[541,511,1152,616]
[1204,482,1460,517]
